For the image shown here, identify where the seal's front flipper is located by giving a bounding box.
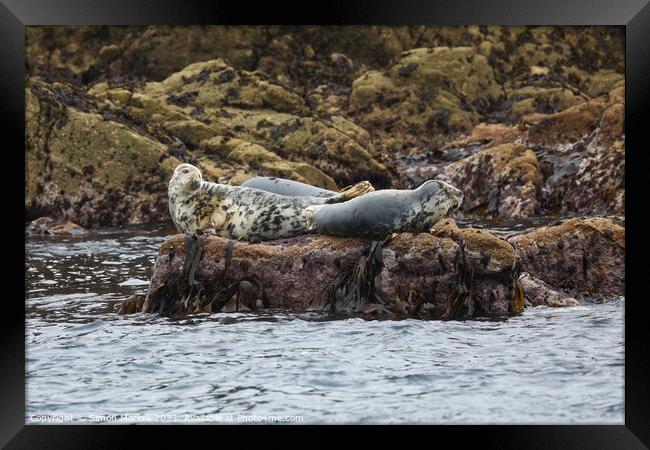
[210,209,226,232]
[325,181,374,204]
[304,204,325,230]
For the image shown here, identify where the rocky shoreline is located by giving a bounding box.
[25,26,625,318]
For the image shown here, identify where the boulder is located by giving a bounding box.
[100,59,393,188]
[348,46,502,154]
[509,217,624,296]
[414,143,543,218]
[141,229,524,319]
[399,92,624,218]
[526,100,607,147]
[507,85,586,118]
[25,78,180,227]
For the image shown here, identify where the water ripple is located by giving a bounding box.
[25,228,624,424]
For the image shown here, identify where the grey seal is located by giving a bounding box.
[168,164,463,241]
[309,180,464,238]
[241,176,338,198]
[168,163,373,241]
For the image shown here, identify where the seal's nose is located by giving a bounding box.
[454,189,464,210]
[441,183,464,209]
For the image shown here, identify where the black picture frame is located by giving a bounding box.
[5,0,649,447]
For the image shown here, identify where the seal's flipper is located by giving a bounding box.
[324,181,374,204]
[210,209,226,231]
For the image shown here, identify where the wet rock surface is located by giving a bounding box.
[519,273,579,307]
[139,215,624,318]
[26,217,88,236]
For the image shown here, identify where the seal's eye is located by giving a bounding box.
[183,169,189,174]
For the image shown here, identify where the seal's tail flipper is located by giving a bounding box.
[325,181,374,204]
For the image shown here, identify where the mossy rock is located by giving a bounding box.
[526,100,607,146]
[200,136,338,189]
[146,59,307,115]
[112,60,391,187]
[25,79,178,226]
[585,70,624,98]
[47,108,167,191]
[348,46,502,154]
[509,86,585,116]
[388,47,501,102]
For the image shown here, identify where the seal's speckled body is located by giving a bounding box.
[168,164,372,241]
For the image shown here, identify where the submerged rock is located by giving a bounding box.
[519,273,579,307]
[142,230,524,319]
[117,294,145,315]
[26,217,87,236]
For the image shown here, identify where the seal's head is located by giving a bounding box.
[170,163,203,193]
[414,179,464,227]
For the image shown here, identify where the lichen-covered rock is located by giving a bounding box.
[25,78,180,227]
[509,217,624,296]
[104,59,393,188]
[348,46,502,154]
[142,231,524,319]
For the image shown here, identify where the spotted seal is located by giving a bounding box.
[169,164,463,241]
[168,163,374,241]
